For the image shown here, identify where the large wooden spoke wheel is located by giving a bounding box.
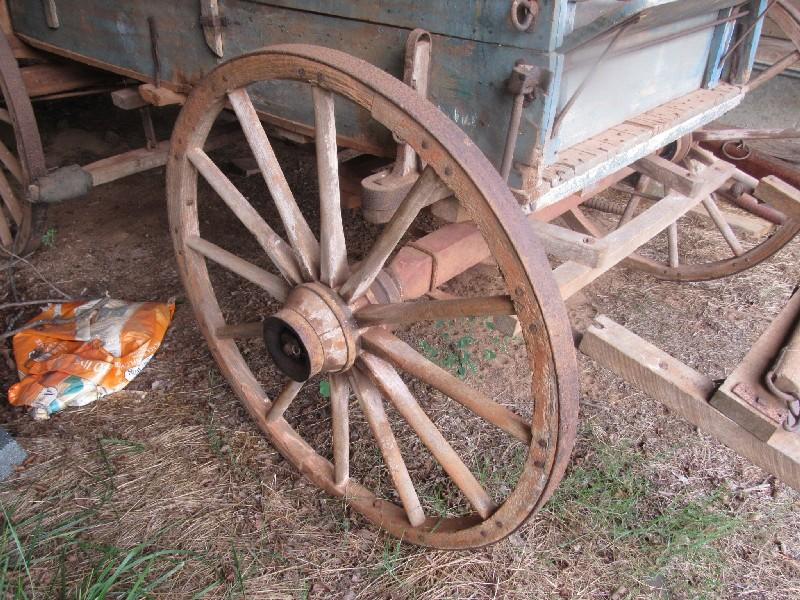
[167,45,578,548]
[0,30,46,258]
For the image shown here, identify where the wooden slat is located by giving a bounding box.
[0,168,22,225]
[362,328,531,444]
[349,367,426,527]
[186,235,289,302]
[528,220,603,267]
[215,321,263,340]
[354,295,515,327]
[634,154,701,197]
[188,147,303,285]
[20,62,112,98]
[554,161,736,299]
[265,380,304,423]
[0,209,12,246]
[228,88,320,281]
[330,374,350,487]
[580,315,800,492]
[138,83,186,106]
[754,175,800,217]
[313,86,349,288]
[0,139,23,183]
[361,353,496,519]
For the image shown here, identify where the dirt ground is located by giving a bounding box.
[1,79,800,599]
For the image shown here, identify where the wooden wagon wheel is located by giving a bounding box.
[167,44,578,548]
[0,30,47,259]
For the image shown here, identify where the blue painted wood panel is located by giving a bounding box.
[245,0,569,51]
[8,0,546,170]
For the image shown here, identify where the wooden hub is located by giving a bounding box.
[264,283,358,382]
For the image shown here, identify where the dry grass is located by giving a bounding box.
[1,93,800,599]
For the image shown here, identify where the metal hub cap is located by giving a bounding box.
[264,283,358,382]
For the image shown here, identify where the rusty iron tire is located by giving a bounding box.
[167,44,579,549]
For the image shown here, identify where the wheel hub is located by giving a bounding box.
[264,283,358,381]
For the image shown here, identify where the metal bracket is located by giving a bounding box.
[362,29,433,224]
[500,63,545,182]
[200,0,226,58]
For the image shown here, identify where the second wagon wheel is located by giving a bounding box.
[569,149,800,282]
[0,30,46,258]
[167,45,578,548]
[566,1,800,283]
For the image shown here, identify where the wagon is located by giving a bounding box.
[1,0,799,549]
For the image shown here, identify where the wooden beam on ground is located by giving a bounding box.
[580,315,800,492]
[633,154,702,197]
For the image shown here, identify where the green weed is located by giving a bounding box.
[41,227,57,248]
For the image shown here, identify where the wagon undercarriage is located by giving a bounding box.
[0,0,799,549]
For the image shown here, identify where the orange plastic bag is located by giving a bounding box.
[9,298,175,419]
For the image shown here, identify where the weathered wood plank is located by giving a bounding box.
[634,154,702,196]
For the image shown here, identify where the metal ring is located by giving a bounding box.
[721,139,752,161]
[511,0,537,32]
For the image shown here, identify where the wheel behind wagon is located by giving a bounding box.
[566,2,800,283]
[0,30,47,259]
[166,45,578,548]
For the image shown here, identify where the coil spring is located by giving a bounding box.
[583,197,626,215]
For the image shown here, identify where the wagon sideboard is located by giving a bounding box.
[6,0,769,210]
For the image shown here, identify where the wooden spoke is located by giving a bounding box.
[0,209,12,246]
[360,353,496,520]
[0,139,23,183]
[339,165,449,302]
[215,321,263,340]
[265,380,304,423]
[0,108,10,125]
[702,194,744,256]
[362,328,531,443]
[354,295,515,327]
[349,367,426,527]
[0,168,22,226]
[667,222,679,267]
[188,147,304,285]
[228,88,320,280]
[186,235,289,302]
[329,374,350,487]
[312,87,349,288]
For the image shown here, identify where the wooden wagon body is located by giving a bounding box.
[1,0,799,549]
[5,1,775,207]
